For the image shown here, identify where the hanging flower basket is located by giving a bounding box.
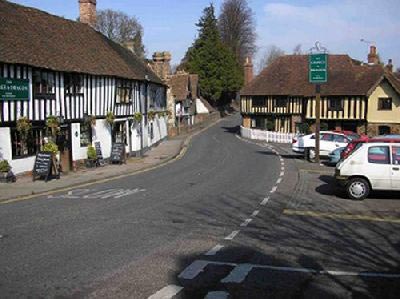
[147,110,156,121]
[134,112,143,123]
[106,111,115,127]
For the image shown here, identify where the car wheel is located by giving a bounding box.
[346,178,370,200]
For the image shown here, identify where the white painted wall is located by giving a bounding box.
[130,122,142,152]
[92,119,112,158]
[71,123,89,161]
[195,98,209,114]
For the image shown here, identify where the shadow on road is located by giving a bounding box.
[222,126,240,134]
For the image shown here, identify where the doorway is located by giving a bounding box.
[57,125,72,173]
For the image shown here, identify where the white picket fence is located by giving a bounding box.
[240,126,296,144]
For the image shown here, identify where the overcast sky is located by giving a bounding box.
[10,0,400,69]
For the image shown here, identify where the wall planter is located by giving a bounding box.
[86,145,97,168]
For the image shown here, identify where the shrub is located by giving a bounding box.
[43,141,58,155]
[87,145,97,160]
[0,160,11,173]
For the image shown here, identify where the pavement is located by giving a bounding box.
[0,116,221,204]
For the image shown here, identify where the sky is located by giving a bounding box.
[10,0,400,70]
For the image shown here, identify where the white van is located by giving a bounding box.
[335,142,400,200]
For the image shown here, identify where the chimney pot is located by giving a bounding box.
[385,59,393,73]
[79,0,97,28]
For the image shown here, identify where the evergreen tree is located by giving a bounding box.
[182,5,243,104]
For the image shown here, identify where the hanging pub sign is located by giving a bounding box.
[309,53,328,84]
[0,78,29,101]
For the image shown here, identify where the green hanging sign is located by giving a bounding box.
[0,78,29,101]
[309,53,328,83]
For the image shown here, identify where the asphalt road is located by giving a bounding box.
[1,114,399,299]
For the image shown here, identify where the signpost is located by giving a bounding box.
[309,42,328,163]
[0,78,29,101]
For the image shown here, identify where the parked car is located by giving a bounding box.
[335,142,400,200]
[341,136,400,160]
[328,147,346,165]
[292,131,359,159]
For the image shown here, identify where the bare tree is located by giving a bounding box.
[96,9,145,59]
[218,0,257,64]
[293,44,302,55]
[257,45,285,73]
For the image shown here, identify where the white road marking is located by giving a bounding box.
[221,264,253,283]
[182,260,400,279]
[260,197,269,206]
[280,171,285,177]
[148,284,183,299]
[205,291,230,299]
[225,230,240,240]
[271,186,277,193]
[251,210,260,217]
[276,178,282,184]
[205,244,224,256]
[281,166,285,171]
[178,260,210,280]
[240,218,253,227]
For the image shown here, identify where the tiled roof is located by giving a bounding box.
[169,74,190,100]
[0,0,162,84]
[241,55,385,96]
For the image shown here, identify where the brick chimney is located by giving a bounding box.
[368,45,379,65]
[244,56,253,86]
[385,59,393,72]
[151,52,172,81]
[79,0,97,28]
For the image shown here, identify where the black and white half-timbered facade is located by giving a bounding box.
[0,0,167,174]
[241,52,400,136]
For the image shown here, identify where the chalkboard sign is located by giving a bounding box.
[32,151,59,182]
[94,141,105,166]
[110,143,126,164]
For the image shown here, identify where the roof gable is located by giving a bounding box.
[0,0,162,84]
[241,54,384,97]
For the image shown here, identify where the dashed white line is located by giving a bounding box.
[251,210,260,217]
[240,218,253,227]
[148,284,183,299]
[225,230,240,240]
[221,263,253,283]
[281,166,285,171]
[280,171,285,177]
[260,197,269,206]
[271,186,278,193]
[205,244,224,256]
[276,178,282,184]
[178,260,210,280]
[205,291,230,299]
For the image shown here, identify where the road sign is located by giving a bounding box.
[309,53,328,83]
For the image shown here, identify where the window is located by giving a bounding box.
[333,135,348,143]
[65,74,83,95]
[321,134,334,141]
[328,98,344,111]
[116,80,132,104]
[11,127,46,159]
[80,123,91,147]
[368,146,390,164]
[275,97,287,108]
[33,70,55,95]
[378,98,392,110]
[112,122,128,145]
[392,147,400,165]
[252,96,265,107]
[378,125,391,135]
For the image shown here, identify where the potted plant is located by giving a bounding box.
[134,112,142,123]
[43,141,59,155]
[106,111,115,127]
[147,110,155,121]
[86,145,97,168]
[0,160,15,183]
[46,115,60,140]
[16,116,32,156]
